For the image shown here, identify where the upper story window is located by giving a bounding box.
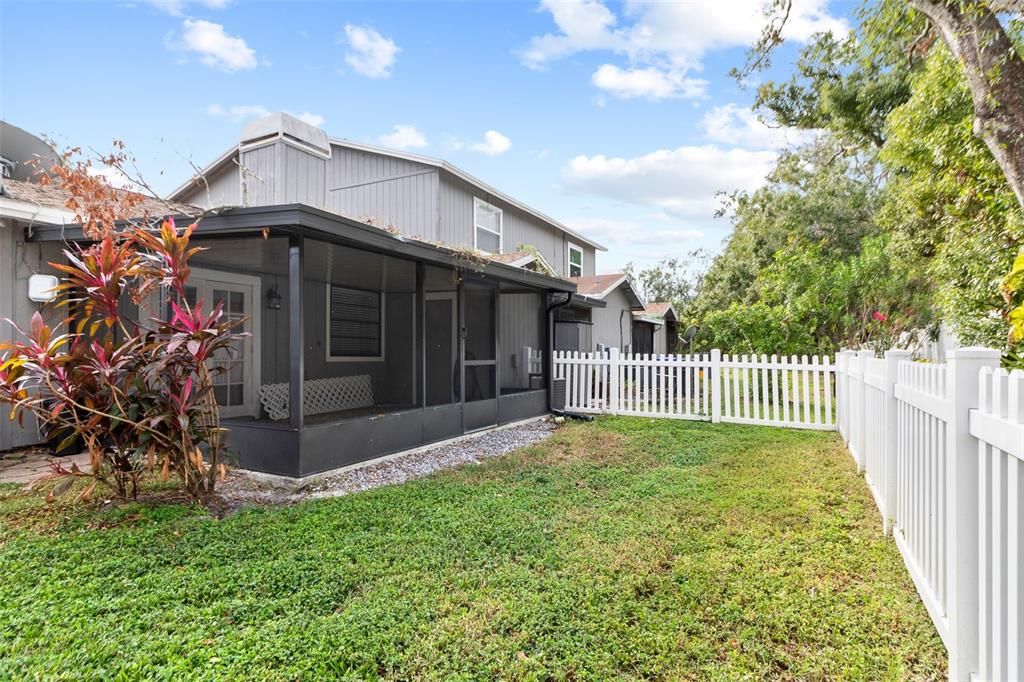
[568,243,583,278]
[327,284,384,361]
[474,198,502,254]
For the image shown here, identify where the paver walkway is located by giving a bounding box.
[0,449,90,485]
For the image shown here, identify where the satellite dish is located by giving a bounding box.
[680,325,698,348]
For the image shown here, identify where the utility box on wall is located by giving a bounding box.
[27,274,58,303]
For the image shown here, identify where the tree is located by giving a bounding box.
[905,2,1024,208]
[739,0,1024,359]
[624,254,706,309]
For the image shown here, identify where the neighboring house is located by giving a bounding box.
[632,302,680,355]
[562,273,645,353]
[8,113,609,478]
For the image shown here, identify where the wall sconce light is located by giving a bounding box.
[266,284,282,310]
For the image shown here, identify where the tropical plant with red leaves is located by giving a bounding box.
[0,219,244,500]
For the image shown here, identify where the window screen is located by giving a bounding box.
[328,285,382,358]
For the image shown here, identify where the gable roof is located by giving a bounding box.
[641,302,678,320]
[569,273,645,309]
[489,250,555,275]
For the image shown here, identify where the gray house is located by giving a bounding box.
[632,302,680,355]
[557,273,645,353]
[5,114,610,477]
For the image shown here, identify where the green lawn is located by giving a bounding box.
[0,418,945,680]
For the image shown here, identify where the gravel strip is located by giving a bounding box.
[218,418,556,508]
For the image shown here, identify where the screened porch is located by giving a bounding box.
[146,206,566,477]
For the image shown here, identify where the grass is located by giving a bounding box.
[0,418,945,680]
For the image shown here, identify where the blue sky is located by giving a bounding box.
[1,0,853,272]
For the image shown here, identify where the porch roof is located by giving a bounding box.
[26,203,578,294]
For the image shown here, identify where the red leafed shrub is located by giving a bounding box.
[1,221,244,500]
[0,148,244,500]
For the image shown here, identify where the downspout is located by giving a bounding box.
[546,292,573,412]
[619,309,625,349]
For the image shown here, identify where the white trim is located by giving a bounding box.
[567,242,584,278]
[0,197,77,226]
[473,197,503,254]
[325,282,387,363]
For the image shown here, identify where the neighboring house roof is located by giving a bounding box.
[168,117,606,252]
[569,273,645,309]
[640,302,678,320]
[489,250,555,275]
[1,177,198,223]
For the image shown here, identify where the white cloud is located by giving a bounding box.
[379,124,428,150]
[701,104,815,150]
[562,145,777,219]
[447,130,513,155]
[564,217,704,248]
[592,64,707,100]
[520,0,847,102]
[469,130,512,156]
[179,19,257,72]
[519,0,623,70]
[206,105,325,127]
[144,0,230,16]
[342,24,399,78]
[87,165,143,193]
[207,104,269,122]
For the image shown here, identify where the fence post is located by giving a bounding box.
[946,347,1001,681]
[711,349,722,423]
[844,349,854,443]
[837,350,850,444]
[855,349,874,473]
[882,349,911,535]
[609,347,620,415]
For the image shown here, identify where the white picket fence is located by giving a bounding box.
[552,348,834,430]
[837,348,1023,681]
[554,345,1022,679]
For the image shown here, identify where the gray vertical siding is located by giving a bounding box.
[0,223,63,450]
[439,174,595,277]
[181,140,599,274]
[239,144,278,206]
[283,145,326,207]
[326,146,439,239]
[591,287,634,350]
[179,161,241,208]
[498,292,543,390]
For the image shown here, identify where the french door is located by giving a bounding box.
[162,268,261,419]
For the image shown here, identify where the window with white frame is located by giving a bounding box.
[474,198,502,254]
[327,284,383,360]
[567,243,583,278]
